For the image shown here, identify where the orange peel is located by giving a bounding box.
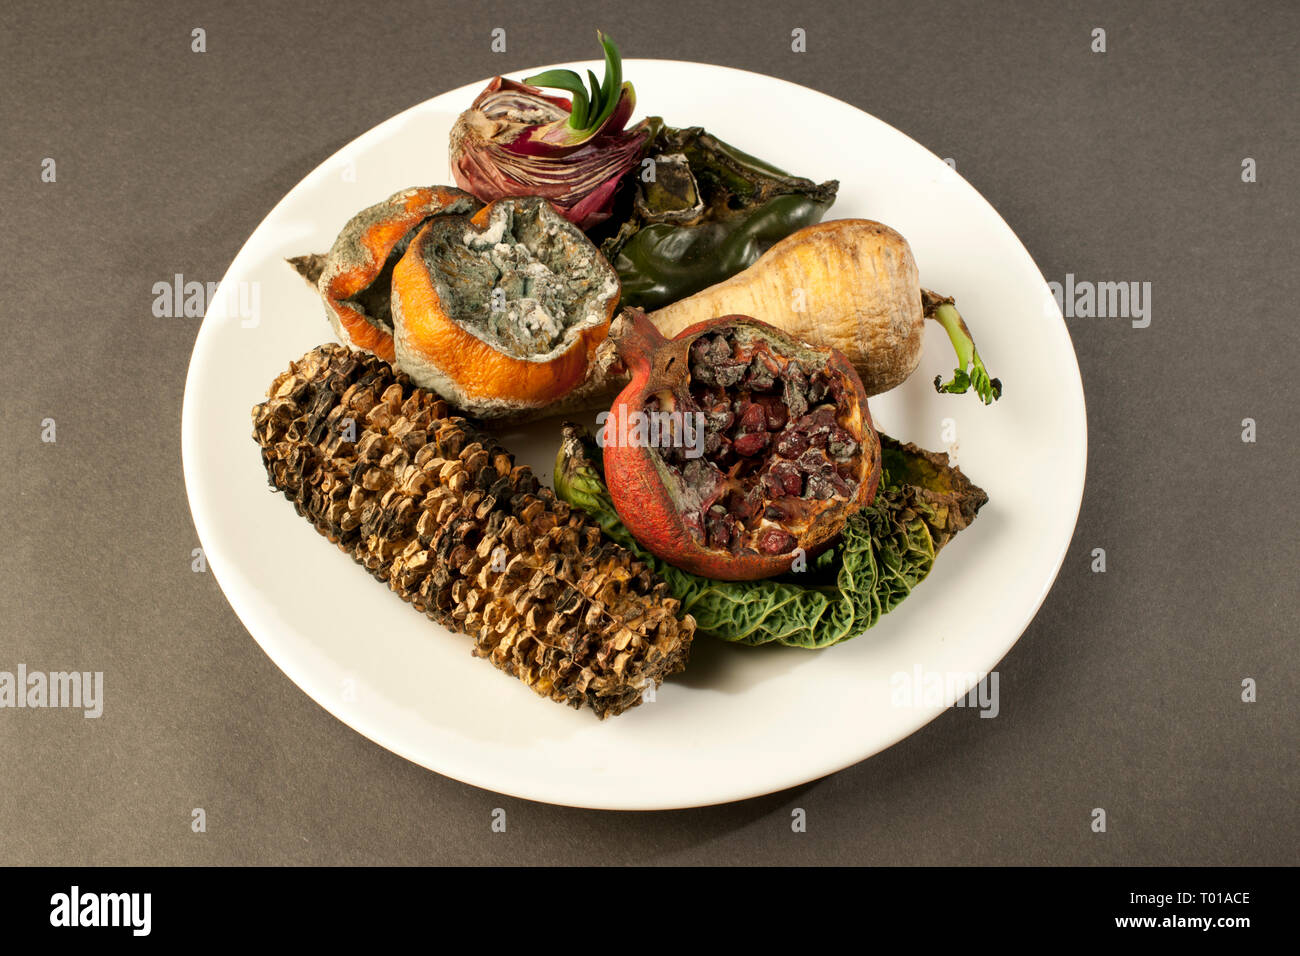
[317,186,481,362]
[391,197,619,417]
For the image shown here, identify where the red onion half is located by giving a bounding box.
[449,34,651,231]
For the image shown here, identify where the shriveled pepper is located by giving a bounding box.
[593,123,839,311]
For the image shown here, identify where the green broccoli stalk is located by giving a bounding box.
[925,290,1002,405]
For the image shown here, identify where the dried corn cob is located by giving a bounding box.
[251,343,694,718]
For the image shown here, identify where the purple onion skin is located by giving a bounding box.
[450,76,649,230]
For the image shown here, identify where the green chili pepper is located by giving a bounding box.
[592,125,839,311]
[611,194,834,309]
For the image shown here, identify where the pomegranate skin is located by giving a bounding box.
[602,310,881,581]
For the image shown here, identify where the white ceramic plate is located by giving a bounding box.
[182,59,1085,810]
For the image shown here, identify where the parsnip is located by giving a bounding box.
[649,220,1000,403]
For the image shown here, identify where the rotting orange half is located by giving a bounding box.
[318,186,482,362]
[391,197,619,418]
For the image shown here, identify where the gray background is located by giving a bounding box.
[2,0,1295,865]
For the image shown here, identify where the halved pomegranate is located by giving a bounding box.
[602,310,881,581]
